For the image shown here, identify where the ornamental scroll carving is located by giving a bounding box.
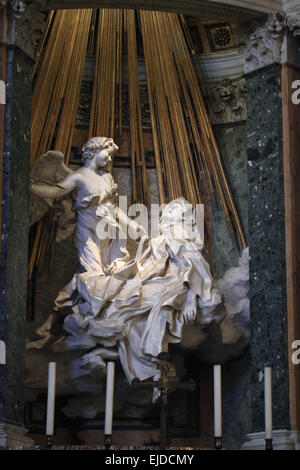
[206,77,246,125]
[236,12,285,74]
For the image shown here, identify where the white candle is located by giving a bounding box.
[104,361,115,435]
[213,364,222,437]
[46,362,56,436]
[264,367,272,440]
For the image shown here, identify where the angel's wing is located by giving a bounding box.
[30,150,74,185]
[30,151,76,230]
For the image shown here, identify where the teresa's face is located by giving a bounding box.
[94,138,119,167]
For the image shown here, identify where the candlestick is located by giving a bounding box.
[213,364,222,449]
[264,366,273,449]
[104,361,115,448]
[46,362,56,442]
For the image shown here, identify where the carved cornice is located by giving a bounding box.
[236,12,285,74]
[206,77,246,124]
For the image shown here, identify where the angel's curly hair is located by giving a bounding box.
[82,137,108,162]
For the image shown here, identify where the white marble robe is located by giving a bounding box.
[52,198,225,384]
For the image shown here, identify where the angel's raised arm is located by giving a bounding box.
[30,173,78,199]
[30,150,77,199]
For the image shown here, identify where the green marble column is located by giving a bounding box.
[0,44,32,444]
[246,63,290,433]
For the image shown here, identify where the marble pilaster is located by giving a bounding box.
[0,42,32,443]
[0,4,38,447]
[245,63,290,434]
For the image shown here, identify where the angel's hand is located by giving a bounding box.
[105,258,127,275]
[104,264,116,275]
[182,290,198,325]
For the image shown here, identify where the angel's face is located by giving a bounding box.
[94,138,119,167]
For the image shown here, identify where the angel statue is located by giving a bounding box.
[30,137,146,275]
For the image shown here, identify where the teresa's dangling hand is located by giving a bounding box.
[182,290,198,325]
